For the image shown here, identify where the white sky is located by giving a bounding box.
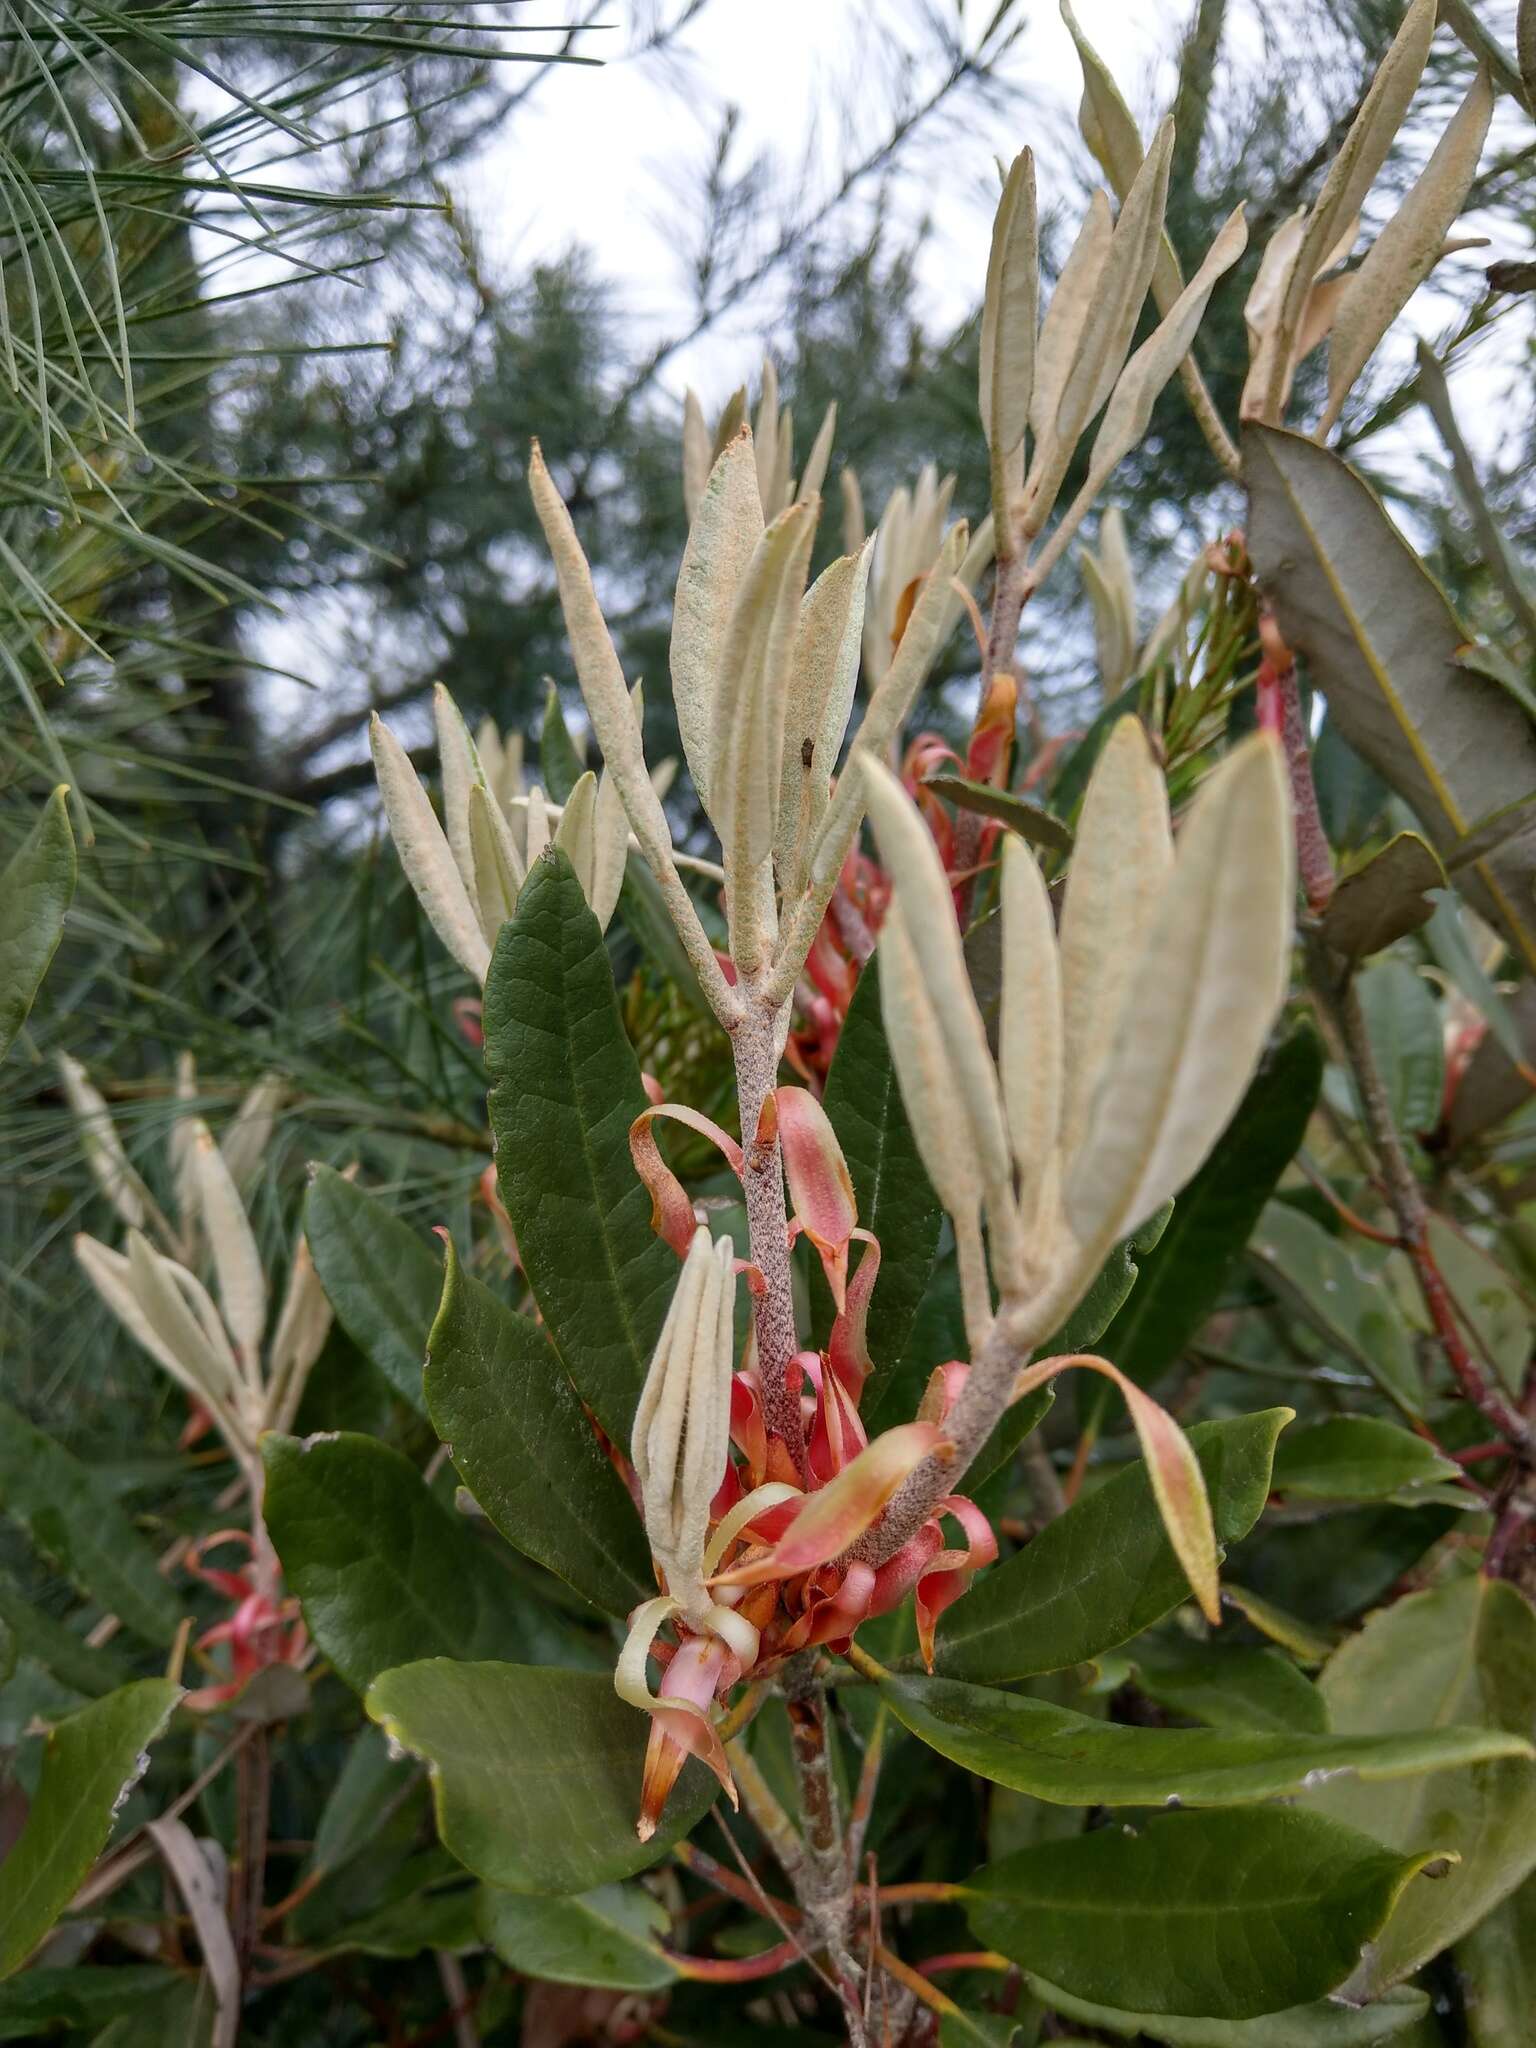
[465,0,1163,400]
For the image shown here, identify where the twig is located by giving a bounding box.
[433,1951,479,2048]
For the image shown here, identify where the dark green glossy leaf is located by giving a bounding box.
[1250,1203,1422,1415]
[305,1165,443,1414]
[1234,1504,1457,1627]
[1305,1575,1536,1994]
[1026,1973,1430,2046]
[476,1881,677,1991]
[1046,1203,1172,1363]
[483,848,676,1445]
[0,1679,180,1978]
[1101,1025,1323,1389]
[1271,1418,1459,1503]
[934,1411,1291,1682]
[0,1967,180,2042]
[424,1237,651,1617]
[0,1571,129,1697]
[1127,1639,1328,1735]
[263,1432,592,1694]
[876,1669,1526,1806]
[1356,962,1444,1136]
[0,1398,180,1646]
[1245,423,1536,975]
[966,1806,1442,2019]
[822,952,944,1401]
[924,772,1073,853]
[0,785,74,1063]
[366,1660,716,1894]
[1320,833,1445,961]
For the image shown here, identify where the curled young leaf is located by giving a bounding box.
[1008,1352,1219,1623]
[1030,187,1113,453]
[57,1053,160,1235]
[715,1422,951,1584]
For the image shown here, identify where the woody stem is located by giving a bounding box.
[731,991,809,1480]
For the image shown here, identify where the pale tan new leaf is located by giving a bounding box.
[1066,734,1294,1247]
[369,714,490,983]
[432,683,482,900]
[669,427,764,810]
[191,1123,267,1368]
[1030,188,1113,448]
[999,832,1063,1226]
[1057,717,1174,1165]
[1269,0,1436,417]
[863,761,1014,1216]
[554,769,600,902]
[979,147,1039,464]
[777,540,874,887]
[1323,67,1494,432]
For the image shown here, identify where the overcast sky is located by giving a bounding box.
[468,0,1158,400]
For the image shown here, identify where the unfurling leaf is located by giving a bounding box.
[189,1123,266,1369]
[716,1422,949,1583]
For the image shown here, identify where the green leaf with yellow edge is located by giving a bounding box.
[933,1410,1290,1682]
[366,1660,716,1895]
[965,1806,1449,2019]
[1245,424,1536,974]
[0,785,75,1063]
[305,1166,441,1415]
[483,849,676,1446]
[424,1238,652,1617]
[262,1432,593,1694]
[1304,1575,1536,1995]
[1026,1974,1430,2046]
[476,1882,677,1992]
[0,1679,180,1979]
[873,1668,1525,1806]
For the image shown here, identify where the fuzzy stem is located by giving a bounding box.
[732,995,809,1477]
